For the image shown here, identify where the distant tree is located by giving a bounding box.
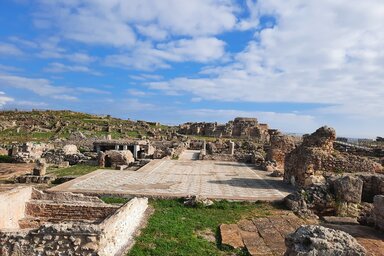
[376,136,384,142]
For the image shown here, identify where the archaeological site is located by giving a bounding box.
[0,110,383,255]
[2,1,384,255]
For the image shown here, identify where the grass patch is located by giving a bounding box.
[128,199,272,256]
[0,155,12,163]
[48,164,99,177]
[101,196,130,204]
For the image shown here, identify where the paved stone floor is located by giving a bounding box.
[220,212,312,256]
[221,215,384,256]
[51,150,293,201]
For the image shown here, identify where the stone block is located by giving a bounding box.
[334,176,363,203]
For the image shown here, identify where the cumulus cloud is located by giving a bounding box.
[148,0,384,119]
[106,37,226,70]
[35,0,238,45]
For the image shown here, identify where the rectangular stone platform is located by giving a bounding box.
[50,158,293,201]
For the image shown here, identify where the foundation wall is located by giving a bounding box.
[99,197,148,256]
[0,186,32,229]
[0,223,101,256]
[25,201,118,222]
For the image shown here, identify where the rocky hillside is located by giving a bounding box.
[0,110,173,143]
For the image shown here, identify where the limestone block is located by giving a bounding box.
[334,176,363,203]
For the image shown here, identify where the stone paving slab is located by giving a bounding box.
[222,214,384,256]
[221,213,310,256]
[50,151,293,201]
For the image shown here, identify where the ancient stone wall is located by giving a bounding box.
[266,133,295,170]
[99,198,148,255]
[284,126,383,187]
[0,223,102,256]
[0,187,149,256]
[25,201,118,222]
[178,117,270,142]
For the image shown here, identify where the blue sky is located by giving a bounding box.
[0,0,384,138]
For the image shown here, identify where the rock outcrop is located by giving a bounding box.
[284,126,382,187]
[285,225,366,256]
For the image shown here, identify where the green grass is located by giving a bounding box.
[48,164,99,177]
[0,155,12,163]
[31,132,54,140]
[101,196,130,204]
[127,199,273,256]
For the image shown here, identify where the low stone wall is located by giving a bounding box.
[0,187,149,256]
[0,222,102,256]
[16,175,55,184]
[99,197,149,255]
[0,186,32,229]
[25,201,118,222]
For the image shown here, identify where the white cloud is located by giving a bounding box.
[136,25,168,41]
[0,91,14,107]
[11,100,48,107]
[35,0,239,46]
[127,89,148,97]
[130,74,163,81]
[0,74,76,100]
[191,97,202,103]
[125,99,154,111]
[44,62,101,76]
[106,37,226,70]
[35,37,95,64]
[76,87,110,95]
[147,0,384,120]
[0,42,23,56]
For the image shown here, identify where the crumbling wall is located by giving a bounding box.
[266,132,295,170]
[0,223,102,256]
[11,142,54,163]
[284,126,383,187]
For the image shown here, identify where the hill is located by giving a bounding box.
[0,110,173,143]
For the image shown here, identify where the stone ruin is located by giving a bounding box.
[178,117,270,142]
[284,126,383,187]
[264,130,296,175]
[11,142,54,163]
[94,139,155,160]
[0,186,148,256]
[282,127,384,235]
[199,139,262,163]
[98,150,135,169]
